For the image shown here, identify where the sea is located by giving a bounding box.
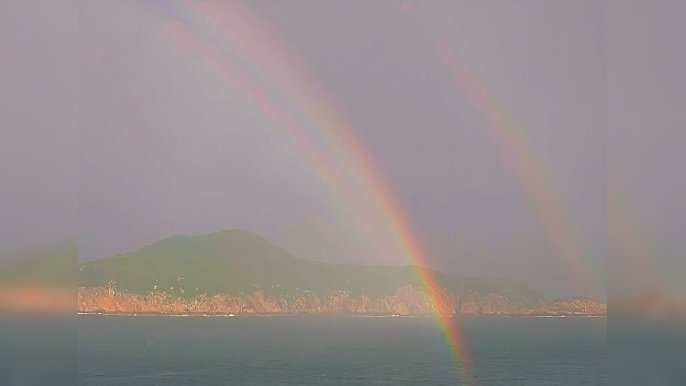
[76,314,606,386]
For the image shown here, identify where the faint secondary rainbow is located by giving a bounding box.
[400,0,603,298]
[148,1,477,383]
[437,41,598,297]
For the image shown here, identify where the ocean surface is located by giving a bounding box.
[78,315,606,386]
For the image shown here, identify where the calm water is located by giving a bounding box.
[78,315,606,386]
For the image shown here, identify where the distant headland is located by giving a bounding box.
[78,229,606,316]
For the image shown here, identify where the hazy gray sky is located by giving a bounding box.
[2,1,683,303]
[77,0,608,298]
[607,0,686,297]
[1,2,77,255]
[2,1,683,301]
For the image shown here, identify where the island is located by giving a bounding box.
[78,229,606,316]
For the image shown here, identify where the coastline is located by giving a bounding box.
[78,285,607,317]
[77,312,606,317]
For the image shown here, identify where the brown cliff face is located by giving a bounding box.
[543,297,607,315]
[77,285,606,316]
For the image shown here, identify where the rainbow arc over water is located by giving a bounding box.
[156,2,477,383]
[138,0,610,383]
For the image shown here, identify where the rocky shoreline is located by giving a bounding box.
[78,285,607,316]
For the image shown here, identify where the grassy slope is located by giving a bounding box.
[78,229,545,306]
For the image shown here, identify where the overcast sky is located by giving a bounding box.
[607,0,686,297]
[2,1,683,300]
[1,2,77,256]
[73,0,612,298]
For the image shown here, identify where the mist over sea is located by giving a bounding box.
[78,315,606,386]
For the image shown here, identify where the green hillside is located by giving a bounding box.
[78,229,545,306]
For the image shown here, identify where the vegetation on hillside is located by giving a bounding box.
[78,229,545,306]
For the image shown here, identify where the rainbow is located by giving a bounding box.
[145,1,478,383]
[397,0,603,299]
[437,41,599,297]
